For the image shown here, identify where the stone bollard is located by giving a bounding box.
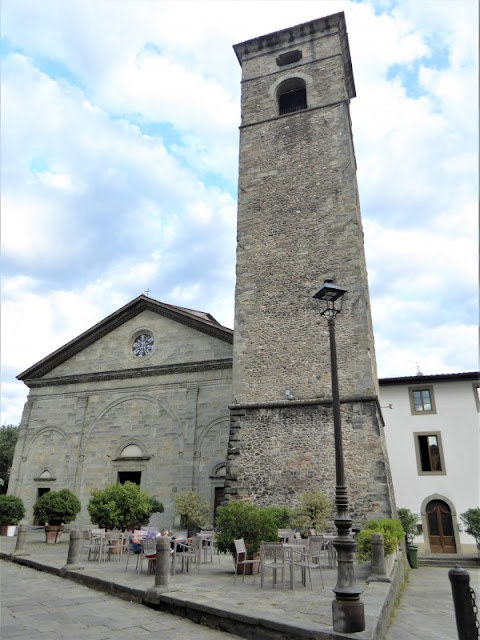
[153,536,171,587]
[371,532,386,576]
[60,529,84,574]
[448,565,478,640]
[12,523,29,556]
[145,536,171,604]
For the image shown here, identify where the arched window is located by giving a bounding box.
[277,78,307,115]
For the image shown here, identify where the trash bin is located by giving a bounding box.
[407,544,418,569]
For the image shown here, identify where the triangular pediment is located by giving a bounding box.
[18,295,233,383]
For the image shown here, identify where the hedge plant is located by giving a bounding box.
[356,518,404,562]
[215,501,279,557]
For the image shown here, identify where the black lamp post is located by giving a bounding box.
[313,279,365,634]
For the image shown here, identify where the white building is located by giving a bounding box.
[380,372,479,554]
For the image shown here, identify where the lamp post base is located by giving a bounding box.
[332,599,365,634]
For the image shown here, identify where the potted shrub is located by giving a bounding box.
[398,507,419,568]
[0,495,25,536]
[33,489,81,543]
[174,491,210,537]
[215,501,278,573]
[460,508,480,553]
[87,482,153,531]
[289,488,333,535]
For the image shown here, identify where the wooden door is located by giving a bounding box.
[426,500,456,553]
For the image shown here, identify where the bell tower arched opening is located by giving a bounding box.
[277,77,307,115]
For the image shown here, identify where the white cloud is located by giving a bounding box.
[1,0,478,424]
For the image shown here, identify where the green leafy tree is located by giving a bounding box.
[87,482,152,530]
[460,508,480,552]
[289,488,333,534]
[174,491,210,530]
[0,425,19,494]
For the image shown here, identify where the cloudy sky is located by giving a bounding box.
[1,0,478,425]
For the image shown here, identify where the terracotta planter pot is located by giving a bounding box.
[45,525,64,543]
[233,553,260,575]
[0,524,17,536]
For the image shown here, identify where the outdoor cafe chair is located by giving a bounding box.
[102,531,125,562]
[172,537,200,575]
[81,528,106,562]
[233,538,258,584]
[308,534,329,567]
[125,529,150,571]
[260,542,286,589]
[138,538,157,573]
[291,539,324,589]
[197,531,214,563]
[80,530,98,562]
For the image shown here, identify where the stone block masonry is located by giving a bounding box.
[226,400,394,523]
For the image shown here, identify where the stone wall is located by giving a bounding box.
[226,400,394,524]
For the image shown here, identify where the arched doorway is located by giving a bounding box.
[426,500,456,553]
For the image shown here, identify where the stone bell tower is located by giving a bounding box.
[226,12,395,524]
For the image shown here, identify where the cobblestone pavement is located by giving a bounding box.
[385,566,480,640]
[1,561,240,640]
[1,530,478,639]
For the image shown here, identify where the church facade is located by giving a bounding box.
[11,297,233,527]
[10,12,395,528]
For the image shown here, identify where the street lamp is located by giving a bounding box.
[313,279,365,634]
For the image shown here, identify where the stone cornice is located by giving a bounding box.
[229,394,385,426]
[233,12,355,98]
[23,358,233,389]
[379,371,479,385]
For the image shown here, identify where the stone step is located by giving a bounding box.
[418,557,479,569]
